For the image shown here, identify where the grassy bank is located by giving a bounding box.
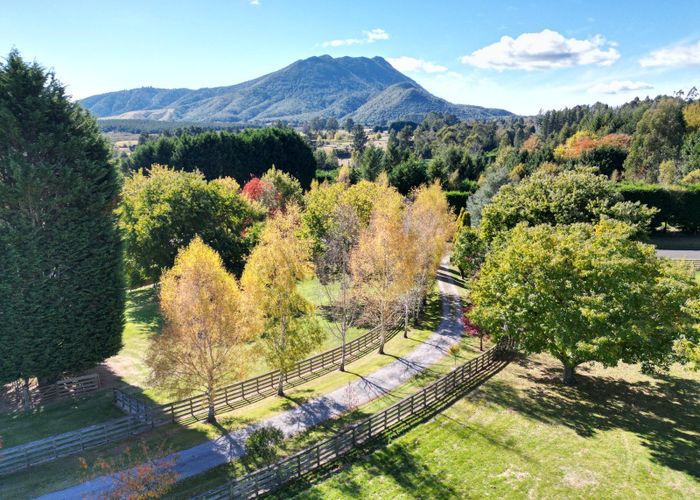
[281,354,700,499]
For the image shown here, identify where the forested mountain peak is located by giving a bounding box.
[80,55,511,125]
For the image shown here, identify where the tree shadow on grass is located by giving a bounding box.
[479,357,700,479]
[124,286,162,334]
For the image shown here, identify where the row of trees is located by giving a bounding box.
[147,179,454,421]
[124,127,317,188]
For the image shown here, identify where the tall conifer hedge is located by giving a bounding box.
[0,51,124,384]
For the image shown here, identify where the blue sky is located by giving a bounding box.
[2,0,699,114]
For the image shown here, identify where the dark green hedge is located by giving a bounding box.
[446,191,472,212]
[616,184,700,233]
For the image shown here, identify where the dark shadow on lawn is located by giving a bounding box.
[124,286,162,334]
[479,356,700,479]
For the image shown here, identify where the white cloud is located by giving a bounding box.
[249,0,260,5]
[640,40,700,68]
[387,56,447,74]
[460,29,620,70]
[322,28,389,48]
[588,80,654,94]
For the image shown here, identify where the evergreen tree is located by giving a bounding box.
[0,51,125,385]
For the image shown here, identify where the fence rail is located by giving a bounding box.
[2,374,100,413]
[197,338,517,499]
[0,325,399,477]
[114,324,401,426]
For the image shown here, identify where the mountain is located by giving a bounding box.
[80,55,512,125]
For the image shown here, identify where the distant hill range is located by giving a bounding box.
[81,55,512,125]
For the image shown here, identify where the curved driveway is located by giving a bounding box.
[40,260,464,499]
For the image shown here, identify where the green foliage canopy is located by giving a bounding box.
[480,169,657,241]
[470,220,700,383]
[124,128,316,188]
[118,165,263,284]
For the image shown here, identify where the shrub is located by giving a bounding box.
[244,427,284,467]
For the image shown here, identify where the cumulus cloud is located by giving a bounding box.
[640,40,700,68]
[322,28,389,48]
[588,80,654,94]
[387,56,447,74]
[460,29,620,70]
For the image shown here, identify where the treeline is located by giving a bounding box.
[97,118,248,134]
[123,128,317,188]
[307,90,699,230]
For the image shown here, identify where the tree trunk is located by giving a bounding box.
[207,403,216,424]
[563,365,576,385]
[277,371,285,396]
[22,378,31,412]
[479,334,484,352]
[340,327,346,372]
[378,313,385,355]
[403,303,409,339]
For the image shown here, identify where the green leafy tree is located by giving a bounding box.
[0,51,124,386]
[470,220,699,384]
[261,165,304,209]
[388,157,428,195]
[343,117,355,133]
[118,165,263,284]
[480,169,657,241]
[451,227,486,278]
[124,128,316,188]
[625,98,686,182]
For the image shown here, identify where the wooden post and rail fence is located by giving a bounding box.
[0,324,399,477]
[196,338,517,499]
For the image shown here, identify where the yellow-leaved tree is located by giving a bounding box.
[147,236,257,424]
[404,182,456,327]
[351,188,414,354]
[242,205,325,396]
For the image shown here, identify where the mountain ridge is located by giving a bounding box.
[80,55,512,125]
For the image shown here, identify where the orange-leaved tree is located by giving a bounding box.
[402,182,456,334]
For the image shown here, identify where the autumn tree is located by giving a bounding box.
[470,220,699,384]
[351,191,413,354]
[147,237,257,423]
[80,440,178,500]
[315,204,361,371]
[242,205,325,396]
[403,182,455,331]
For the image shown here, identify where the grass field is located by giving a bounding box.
[278,353,700,499]
[0,284,448,499]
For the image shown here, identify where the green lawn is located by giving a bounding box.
[0,286,450,499]
[279,353,700,499]
[0,278,369,448]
